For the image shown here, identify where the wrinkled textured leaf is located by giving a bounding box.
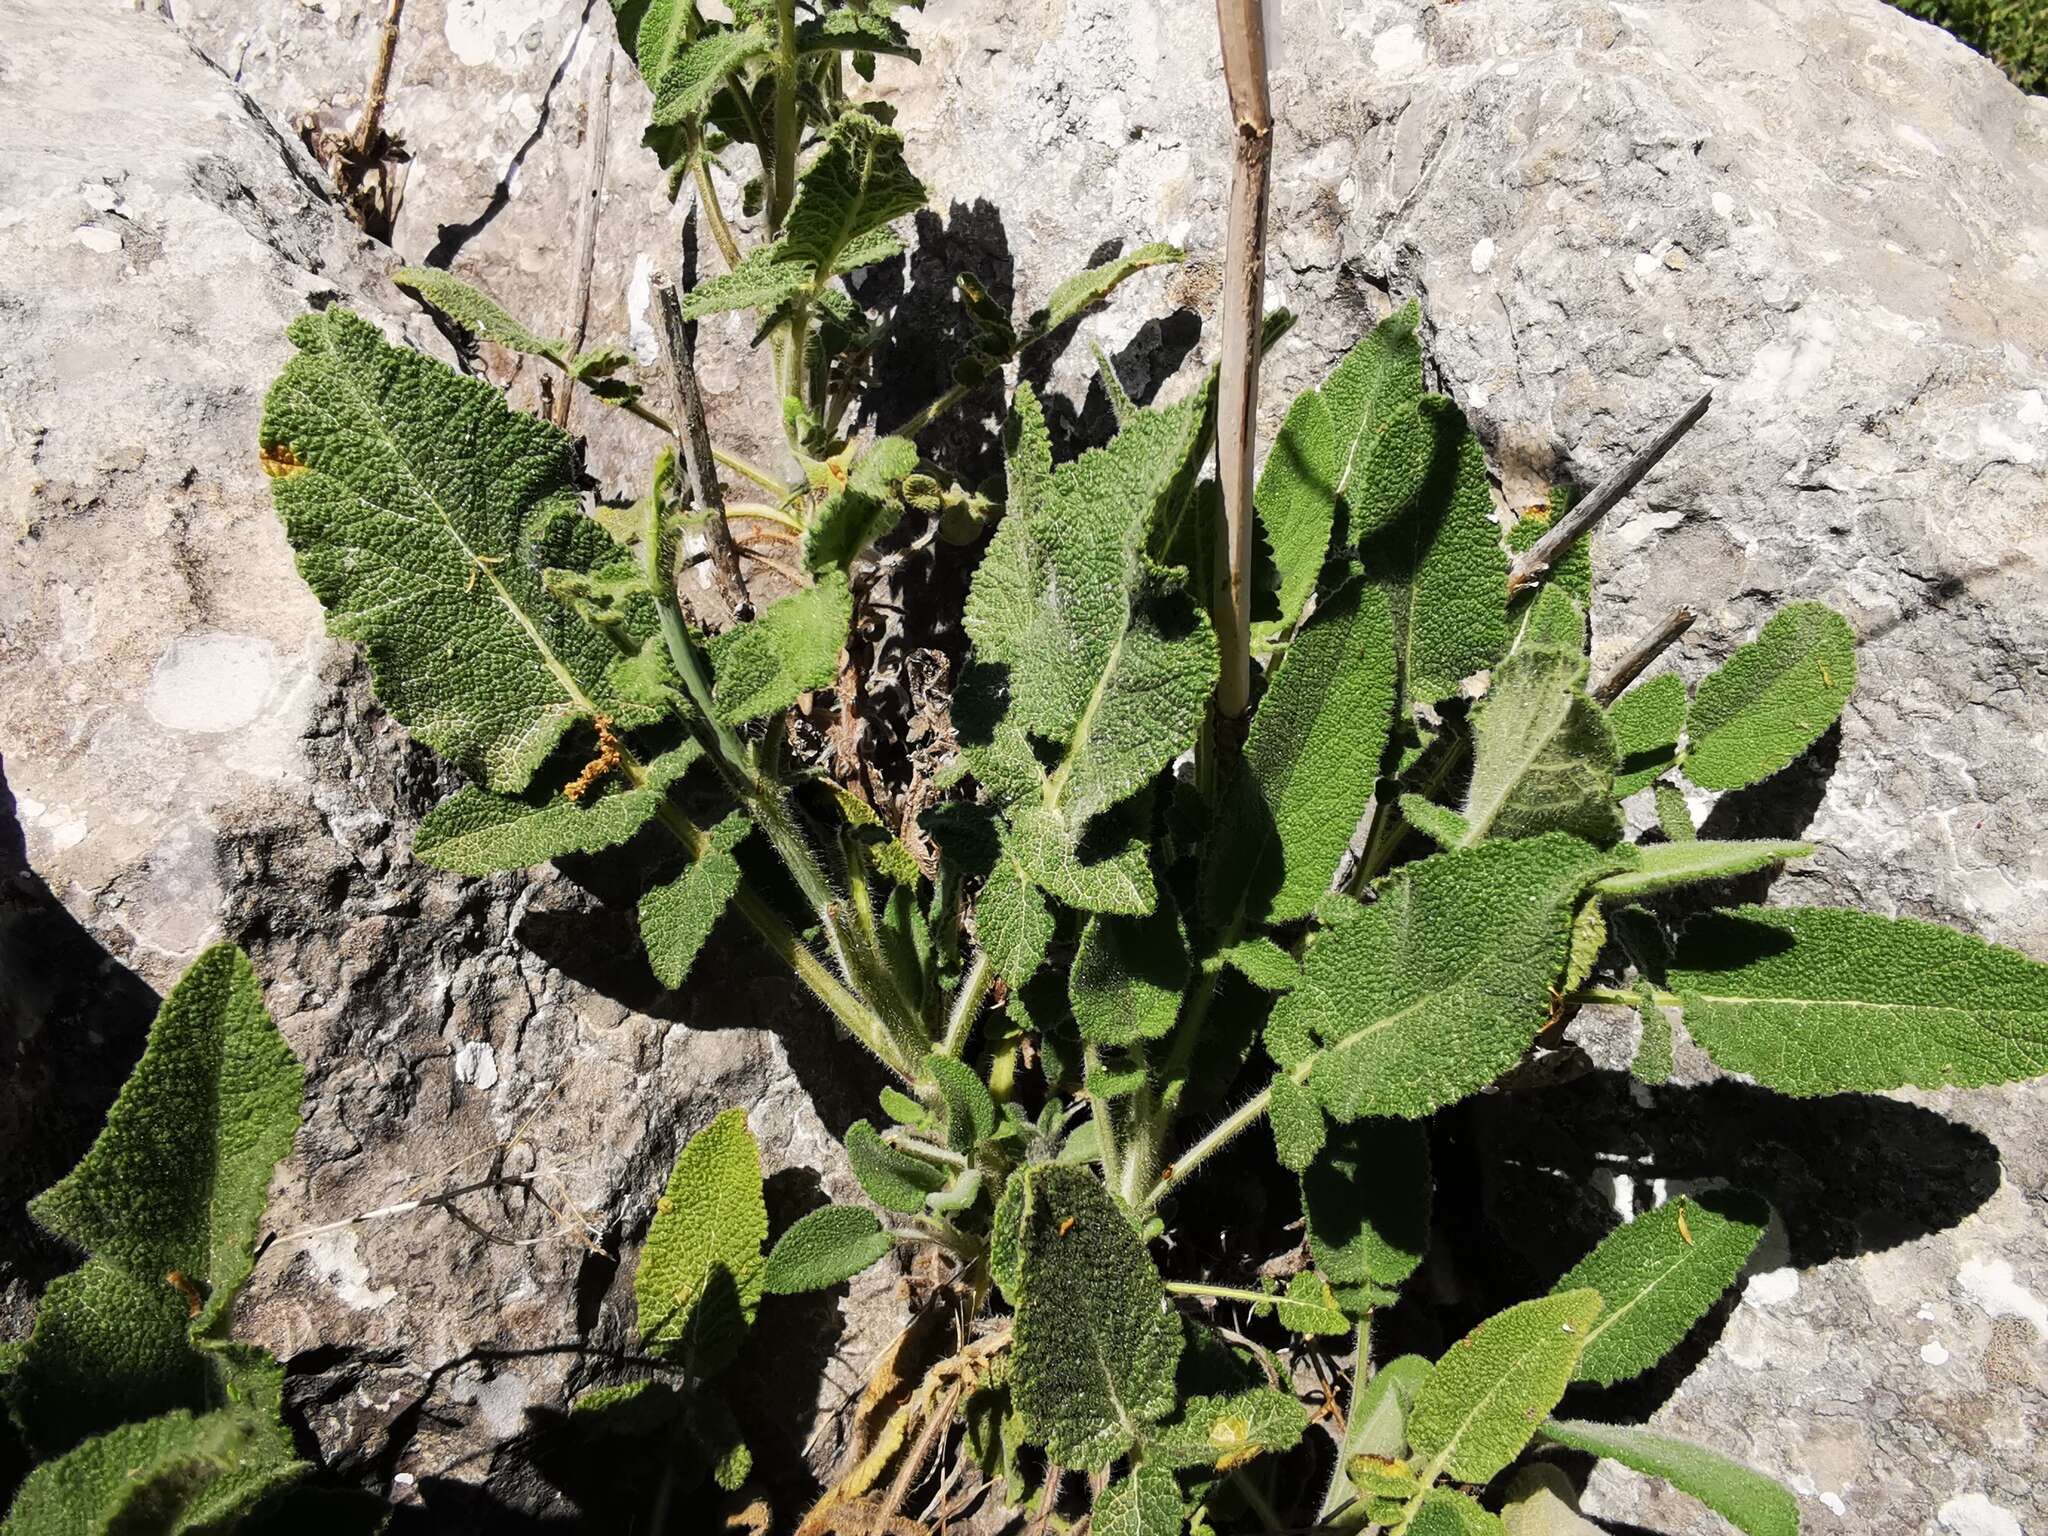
[1400,793,1469,850]
[1258,1272,1351,1335]
[1553,1193,1767,1384]
[1145,1386,1308,1471]
[1541,1419,1799,1536]
[1071,897,1189,1046]
[1412,1487,1509,1536]
[680,247,813,320]
[1272,836,1627,1121]
[1321,1352,1430,1519]
[1501,1465,1604,1536]
[415,744,699,875]
[1324,302,1426,536]
[844,1119,948,1216]
[393,267,564,361]
[1607,672,1686,798]
[1035,242,1184,334]
[1406,1290,1602,1484]
[1012,1166,1182,1469]
[1669,905,2048,1094]
[1220,935,1297,992]
[1684,602,1855,790]
[263,308,631,792]
[801,437,919,572]
[638,814,748,989]
[1303,1118,1430,1288]
[649,26,774,126]
[924,1054,997,1153]
[1252,388,1337,644]
[1207,577,1397,929]
[1653,780,1696,843]
[1460,587,1621,847]
[762,1206,891,1295]
[978,855,1053,990]
[1,1408,299,1536]
[1092,1463,1183,1536]
[636,1108,766,1373]
[779,113,925,281]
[1591,839,1811,903]
[798,10,920,60]
[707,574,852,720]
[1267,1070,1326,1174]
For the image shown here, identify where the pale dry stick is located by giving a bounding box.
[352,0,406,162]
[1507,390,1714,594]
[654,275,755,619]
[1593,605,1697,705]
[1212,0,1275,718]
[553,47,613,428]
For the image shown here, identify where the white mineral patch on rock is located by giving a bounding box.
[1939,1492,2023,1536]
[1956,1257,2048,1335]
[144,634,277,734]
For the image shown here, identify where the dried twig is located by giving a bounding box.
[654,275,755,619]
[353,0,407,164]
[1211,0,1274,718]
[1593,605,1696,704]
[554,47,613,428]
[1507,391,1713,594]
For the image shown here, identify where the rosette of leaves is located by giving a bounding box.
[0,947,365,1535]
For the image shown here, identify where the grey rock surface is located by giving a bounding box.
[6,0,2046,1529]
[0,0,899,1525]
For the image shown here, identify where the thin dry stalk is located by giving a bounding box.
[1508,391,1713,594]
[1212,0,1274,718]
[1594,605,1696,704]
[554,48,614,428]
[352,0,407,163]
[654,275,756,619]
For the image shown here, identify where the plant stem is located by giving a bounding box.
[1212,0,1274,719]
[555,46,612,429]
[1163,1279,1280,1307]
[879,1129,967,1168]
[607,400,797,498]
[1593,605,1697,704]
[352,0,406,161]
[1137,1081,1274,1211]
[1569,983,1675,1008]
[654,277,754,619]
[690,152,743,272]
[938,950,993,1059]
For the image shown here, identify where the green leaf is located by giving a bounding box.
[1412,1488,1509,1536]
[979,854,1054,990]
[1302,1118,1430,1288]
[614,0,697,93]
[679,247,813,319]
[844,1119,948,1216]
[1360,394,1511,710]
[1633,986,1676,1085]
[1552,1193,1767,1384]
[1668,905,2048,1094]
[1220,936,1298,992]
[1459,586,1621,847]
[1034,242,1184,336]
[649,26,775,127]
[393,267,565,362]
[1,1409,299,1536]
[1004,808,1155,916]
[800,437,920,573]
[263,308,633,793]
[1272,836,1627,1121]
[635,1108,766,1373]
[707,574,853,720]
[638,814,748,990]
[1145,1386,1308,1472]
[1267,1071,1326,1174]
[1591,839,1811,903]
[1092,1463,1182,1536]
[1258,1272,1351,1335]
[798,10,920,60]
[1683,601,1855,790]
[761,1206,891,1294]
[1012,1165,1182,1470]
[779,113,926,282]
[1607,672,1686,798]
[1399,793,1469,850]
[1563,898,1607,993]
[1070,896,1189,1046]
[1507,488,1592,618]
[924,1053,997,1153]
[1501,1465,1604,1536]
[1207,576,1397,929]
[1653,780,1696,842]
[1540,1419,1800,1536]
[414,744,699,875]
[1321,1352,1429,1520]
[1406,1290,1602,1485]
[1250,389,1336,644]
[1323,302,1426,539]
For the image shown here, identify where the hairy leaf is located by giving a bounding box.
[393,267,564,361]
[1553,1193,1767,1384]
[1653,780,1696,843]
[1412,1488,1509,1536]
[1011,1166,1182,1470]
[1669,905,2048,1093]
[1406,1290,1603,1484]
[844,1119,948,1216]
[415,744,699,875]
[680,248,813,320]
[1145,1386,1309,1472]
[707,574,852,720]
[1071,897,1189,1046]
[638,814,748,989]
[1684,601,1855,790]
[1220,936,1298,992]
[1399,793,1469,850]
[1501,1465,1603,1536]
[1607,673,1686,798]
[1460,587,1621,847]
[1591,839,1811,903]
[779,113,925,281]
[1207,577,1397,929]
[1272,836,1627,1121]
[1302,1118,1431,1288]
[1267,1071,1326,1174]
[979,855,1054,990]
[925,1053,997,1153]
[762,1206,891,1294]
[1541,1419,1799,1536]
[1092,1463,1182,1536]
[801,437,919,572]
[1004,808,1156,916]
[1,1408,299,1536]
[263,308,632,792]
[1324,302,1425,534]
[1259,1272,1351,1335]
[1251,388,1337,643]
[1034,242,1184,336]
[636,1108,766,1373]
[650,26,775,127]
[798,10,920,60]
[1321,1352,1429,1520]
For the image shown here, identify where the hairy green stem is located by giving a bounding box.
[690,149,743,272]
[1571,983,1676,1008]
[1137,1081,1274,1212]
[1087,1046,1129,1205]
[1163,1279,1281,1308]
[879,1128,966,1168]
[938,950,994,1059]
